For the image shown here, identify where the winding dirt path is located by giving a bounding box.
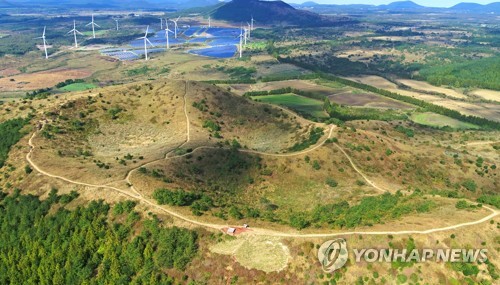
[464,140,500,147]
[24,81,499,238]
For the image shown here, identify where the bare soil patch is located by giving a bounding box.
[0,68,92,91]
[397,79,467,99]
[329,92,414,109]
[470,89,500,102]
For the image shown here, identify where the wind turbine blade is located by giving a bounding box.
[86,22,92,26]
[176,16,180,21]
[94,23,101,27]
[76,30,84,36]
[146,38,154,47]
[145,25,149,37]
[43,26,46,36]
[67,30,74,34]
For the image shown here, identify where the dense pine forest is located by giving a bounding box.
[418,57,500,91]
[0,189,198,284]
[0,117,30,168]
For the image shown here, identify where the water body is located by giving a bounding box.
[101,26,241,60]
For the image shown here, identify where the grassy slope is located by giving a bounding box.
[411,112,480,130]
[252,93,327,118]
[60,83,97,92]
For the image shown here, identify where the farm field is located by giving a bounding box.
[470,89,500,102]
[397,79,468,99]
[60,82,97,91]
[348,75,500,122]
[251,93,327,118]
[328,91,414,109]
[0,68,92,91]
[411,112,481,130]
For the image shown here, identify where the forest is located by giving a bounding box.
[0,189,198,284]
[0,117,30,168]
[418,57,500,91]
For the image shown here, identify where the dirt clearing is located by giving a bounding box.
[211,235,290,273]
[0,68,92,91]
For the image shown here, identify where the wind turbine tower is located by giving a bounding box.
[165,19,173,49]
[251,16,255,31]
[35,26,49,59]
[171,16,180,39]
[208,16,211,28]
[114,19,119,31]
[244,27,248,46]
[238,27,244,58]
[67,20,83,48]
[138,25,154,60]
[247,22,251,39]
[86,14,100,39]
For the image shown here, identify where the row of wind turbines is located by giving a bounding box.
[36,14,255,61]
[238,16,256,58]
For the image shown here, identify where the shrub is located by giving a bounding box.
[455,200,468,209]
[326,178,338,187]
[461,179,477,192]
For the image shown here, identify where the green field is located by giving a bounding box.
[411,112,480,130]
[252,93,327,118]
[60,83,97,92]
[246,41,267,50]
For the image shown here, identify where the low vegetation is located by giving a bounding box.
[292,191,435,230]
[288,127,324,152]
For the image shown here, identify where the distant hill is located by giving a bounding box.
[450,2,500,13]
[212,0,353,27]
[379,1,425,10]
[294,1,500,14]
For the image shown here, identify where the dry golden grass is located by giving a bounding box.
[211,235,290,273]
[0,68,92,92]
[470,89,500,102]
[30,80,188,184]
[397,79,468,99]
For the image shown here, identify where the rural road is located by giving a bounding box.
[24,82,499,238]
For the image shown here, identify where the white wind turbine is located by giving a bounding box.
[138,25,154,60]
[114,19,119,31]
[67,20,83,48]
[251,15,255,31]
[238,27,244,58]
[35,26,49,59]
[243,27,248,46]
[86,14,100,39]
[165,19,173,49]
[171,16,180,39]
